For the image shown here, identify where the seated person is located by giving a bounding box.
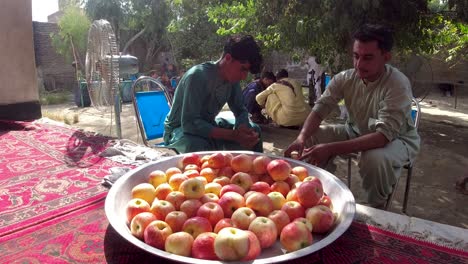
[163,35,263,154]
[284,24,421,208]
[255,69,311,128]
[242,71,276,123]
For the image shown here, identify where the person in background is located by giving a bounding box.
[163,35,263,153]
[256,69,311,129]
[242,71,276,124]
[284,24,420,208]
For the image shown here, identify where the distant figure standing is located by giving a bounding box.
[242,71,276,124]
[307,56,325,102]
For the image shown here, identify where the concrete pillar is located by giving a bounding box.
[0,0,41,120]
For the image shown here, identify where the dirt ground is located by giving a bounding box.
[41,86,468,229]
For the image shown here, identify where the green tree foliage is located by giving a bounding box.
[50,6,91,76]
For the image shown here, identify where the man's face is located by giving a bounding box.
[261,77,274,87]
[223,54,251,83]
[353,40,390,82]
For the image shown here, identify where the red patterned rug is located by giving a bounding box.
[0,120,128,237]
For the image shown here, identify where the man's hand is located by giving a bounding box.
[301,143,332,167]
[235,124,259,149]
[284,138,305,158]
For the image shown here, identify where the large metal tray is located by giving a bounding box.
[105,151,355,263]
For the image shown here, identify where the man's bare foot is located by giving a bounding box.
[455,176,468,195]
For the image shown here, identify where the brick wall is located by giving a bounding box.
[33,21,75,91]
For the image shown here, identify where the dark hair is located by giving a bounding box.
[223,35,263,74]
[261,71,276,82]
[149,70,158,76]
[352,24,394,52]
[276,69,288,80]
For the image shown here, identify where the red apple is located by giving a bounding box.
[130,212,157,240]
[280,221,313,252]
[165,211,188,232]
[168,173,189,191]
[165,191,185,210]
[267,191,286,210]
[212,176,231,186]
[150,199,175,220]
[192,232,219,260]
[291,166,309,181]
[249,181,271,194]
[184,163,200,172]
[179,177,205,199]
[243,230,261,260]
[165,167,183,181]
[218,166,235,178]
[208,152,227,169]
[281,201,305,220]
[200,193,220,204]
[197,202,224,228]
[165,232,194,257]
[293,217,313,232]
[213,218,234,234]
[267,159,291,181]
[286,174,300,189]
[214,227,250,261]
[154,183,173,200]
[248,216,278,249]
[205,182,222,196]
[125,198,151,223]
[200,167,218,183]
[182,153,201,168]
[183,169,200,179]
[218,191,246,218]
[231,207,257,230]
[270,181,290,197]
[296,180,323,208]
[286,188,299,202]
[268,209,291,236]
[143,220,173,250]
[231,154,253,173]
[148,170,167,188]
[305,205,335,234]
[246,192,274,217]
[220,183,246,197]
[318,195,334,210]
[230,172,253,191]
[180,199,203,218]
[182,216,213,239]
[252,155,272,174]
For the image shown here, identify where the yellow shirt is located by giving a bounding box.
[256,78,311,126]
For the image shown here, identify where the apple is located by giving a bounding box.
[184,164,200,172]
[259,173,275,185]
[212,176,231,186]
[303,175,322,185]
[197,202,224,228]
[286,188,299,202]
[179,177,205,199]
[182,153,201,168]
[243,230,262,260]
[248,216,278,249]
[218,191,246,218]
[200,154,210,164]
[267,191,286,210]
[200,161,210,169]
[130,212,157,240]
[231,207,257,230]
[305,205,335,234]
[293,217,313,232]
[195,176,208,186]
[131,183,156,205]
[221,152,233,166]
[267,159,291,181]
[218,167,235,178]
[168,173,189,191]
[246,192,274,217]
[280,221,313,252]
[214,218,234,234]
[318,195,334,210]
[165,167,182,181]
[154,183,173,200]
[183,169,200,179]
[165,191,185,210]
[165,211,188,232]
[207,152,227,169]
[148,170,167,188]
[296,180,323,208]
[180,199,203,218]
[249,173,260,183]
[286,174,300,189]
[200,167,218,183]
[230,154,253,173]
[200,193,220,204]
[165,232,194,257]
[143,220,173,250]
[281,201,305,220]
[268,209,291,236]
[192,232,219,260]
[220,183,245,197]
[205,182,222,196]
[250,181,271,195]
[252,155,272,174]
[125,198,151,223]
[182,216,213,239]
[270,181,290,197]
[214,227,250,261]
[230,172,253,191]
[243,191,257,200]
[150,199,175,220]
[291,166,308,181]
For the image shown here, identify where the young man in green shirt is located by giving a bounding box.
[164,35,263,154]
[285,24,420,208]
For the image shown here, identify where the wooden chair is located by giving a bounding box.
[341,97,421,213]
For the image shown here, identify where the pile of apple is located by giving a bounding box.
[126,152,336,261]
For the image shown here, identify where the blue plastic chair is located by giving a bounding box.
[131,76,178,153]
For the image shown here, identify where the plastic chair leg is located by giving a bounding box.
[402,165,413,214]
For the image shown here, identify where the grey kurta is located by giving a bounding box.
[312,65,421,206]
[163,61,262,153]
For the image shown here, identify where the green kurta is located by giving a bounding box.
[163,61,261,153]
[313,64,420,161]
